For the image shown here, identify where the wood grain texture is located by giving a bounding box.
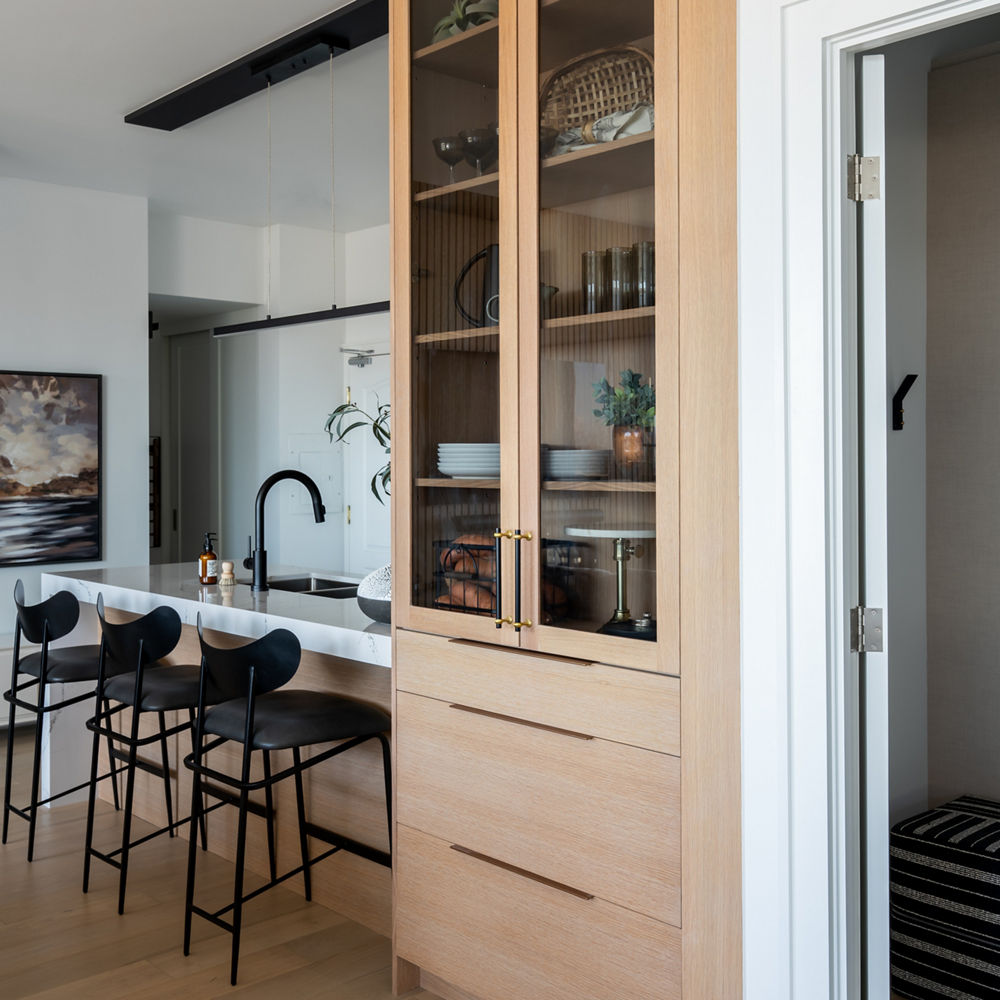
[395,691,680,924]
[396,629,679,754]
[678,0,742,995]
[395,824,680,1000]
[0,729,439,1000]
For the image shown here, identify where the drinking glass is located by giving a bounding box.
[459,128,498,176]
[431,136,464,184]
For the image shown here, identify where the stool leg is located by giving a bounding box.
[157,711,174,837]
[292,746,311,901]
[230,782,251,986]
[262,750,276,881]
[188,710,207,851]
[103,698,120,811]
[117,707,142,915]
[183,770,201,957]
[2,668,20,845]
[378,733,392,853]
[82,701,105,893]
[26,681,45,862]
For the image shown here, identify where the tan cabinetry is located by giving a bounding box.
[390,0,739,996]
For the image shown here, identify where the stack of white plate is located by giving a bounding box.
[543,448,610,480]
[438,442,501,478]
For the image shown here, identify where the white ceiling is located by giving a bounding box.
[0,0,389,233]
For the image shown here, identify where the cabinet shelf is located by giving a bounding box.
[542,480,656,492]
[541,132,653,209]
[412,20,499,85]
[416,477,500,489]
[415,327,500,346]
[415,171,500,207]
[544,306,654,330]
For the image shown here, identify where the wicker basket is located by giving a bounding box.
[539,45,654,138]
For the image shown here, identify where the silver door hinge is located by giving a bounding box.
[847,154,881,202]
[850,606,884,653]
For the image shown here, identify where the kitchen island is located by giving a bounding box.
[39,563,392,936]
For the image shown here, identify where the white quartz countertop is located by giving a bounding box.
[41,563,390,668]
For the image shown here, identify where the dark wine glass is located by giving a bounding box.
[459,127,498,176]
[431,135,464,185]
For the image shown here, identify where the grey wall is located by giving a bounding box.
[0,177,149,636]
[926,42,1000,805]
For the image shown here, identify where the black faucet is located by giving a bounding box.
[243,470,326,592]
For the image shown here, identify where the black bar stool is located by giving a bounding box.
[83,593,210,914]
[183,619,392,985]
[3,579,119,861]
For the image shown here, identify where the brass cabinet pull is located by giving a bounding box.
[450,844,594,900]
[493,528,504,628]
[513,528,532,632]
[449,703,594,740]
[491,529,534,630]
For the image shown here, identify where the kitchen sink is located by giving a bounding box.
[262,576,359,599]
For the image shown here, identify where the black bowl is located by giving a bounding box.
[357,595,391,624]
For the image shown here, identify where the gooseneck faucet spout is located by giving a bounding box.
[243,470,326,592]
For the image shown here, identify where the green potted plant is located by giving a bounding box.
[592,369,655,480]
[324,398,391,504]
[431,0,498,43]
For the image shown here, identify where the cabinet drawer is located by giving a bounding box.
[395,824,680,1000]
[396,691,679,925]
[395,628,679,755]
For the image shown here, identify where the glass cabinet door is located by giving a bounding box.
[519,0,675,671]
[394,0,521,641]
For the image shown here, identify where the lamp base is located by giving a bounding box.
[598,615,657,641]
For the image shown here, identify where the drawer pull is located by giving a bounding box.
[449,703,594,740]
[450,844,594,900]
[444,638,595,669]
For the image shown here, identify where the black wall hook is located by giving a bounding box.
[892,374,918,430]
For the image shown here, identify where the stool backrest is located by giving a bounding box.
[13,579,79,645]
[96,593,182,676]
[197,625,301,704]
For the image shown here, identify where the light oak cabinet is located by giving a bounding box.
[390,0,739,997]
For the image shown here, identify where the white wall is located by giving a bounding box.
[0,177,149,634]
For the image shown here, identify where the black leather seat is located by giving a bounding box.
[183,618,391,986]
[83,595,210,915]
[3,580,119,861]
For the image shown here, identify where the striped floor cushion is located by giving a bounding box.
[891,796,1000,999]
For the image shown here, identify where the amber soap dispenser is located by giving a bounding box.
[198,532,219,584]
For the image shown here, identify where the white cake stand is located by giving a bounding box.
[564,524,656,637]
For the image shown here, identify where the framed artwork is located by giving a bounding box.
[0,371,102,566]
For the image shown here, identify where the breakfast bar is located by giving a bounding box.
[38,564,393,936]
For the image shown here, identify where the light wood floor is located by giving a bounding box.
[0,727,436,999]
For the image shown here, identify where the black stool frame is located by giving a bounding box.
[183,624,391,986]
[83,595,211,914]
[3,580,121,861]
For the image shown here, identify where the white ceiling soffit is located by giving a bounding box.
[0,0,388,232]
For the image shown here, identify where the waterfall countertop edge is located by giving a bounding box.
[40,563,391,669]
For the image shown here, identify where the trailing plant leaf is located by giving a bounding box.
[324,398,392,505]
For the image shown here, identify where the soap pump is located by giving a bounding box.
[198,532,219,585]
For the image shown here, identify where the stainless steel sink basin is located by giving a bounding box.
[262,576,359,599]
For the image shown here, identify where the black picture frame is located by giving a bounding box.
[0,370,102,567]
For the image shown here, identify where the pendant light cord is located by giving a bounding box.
[266,78,272,320]
[330,52,337,309]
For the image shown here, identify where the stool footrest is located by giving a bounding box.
[303,820,390,869]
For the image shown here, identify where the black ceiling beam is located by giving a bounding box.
[125,0,388,131]
[212,300,390,337]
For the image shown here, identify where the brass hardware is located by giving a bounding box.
[512,531,533,541]
[494,615,513,627]
[493,529,514,539]
[512,619,533,630]
[450,844,594,900]
[346,504,351,525]
[346,385,351,404]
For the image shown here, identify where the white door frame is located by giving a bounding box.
[739,1,1000,998]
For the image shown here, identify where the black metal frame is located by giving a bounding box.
[81,597,209,914]
[2,581,119,861]
[182,635,392,986]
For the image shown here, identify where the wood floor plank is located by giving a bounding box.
[0,729,438,999]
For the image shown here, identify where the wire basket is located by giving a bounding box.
[539,45,654,137]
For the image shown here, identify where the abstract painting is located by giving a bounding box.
[0,371,101,566]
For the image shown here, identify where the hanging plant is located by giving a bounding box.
[324,399,391,505]
[431,0,499,43]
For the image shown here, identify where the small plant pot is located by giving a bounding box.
[613,425,653,481]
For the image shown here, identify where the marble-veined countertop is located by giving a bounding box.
[41,563,390,668]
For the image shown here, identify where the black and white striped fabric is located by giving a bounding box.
[891,796,1000,999]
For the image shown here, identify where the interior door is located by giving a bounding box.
[343,352,391,575]
[855,52,890,1000]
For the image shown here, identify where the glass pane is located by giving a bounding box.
[536,0,657,641]
[409,2,504,617]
